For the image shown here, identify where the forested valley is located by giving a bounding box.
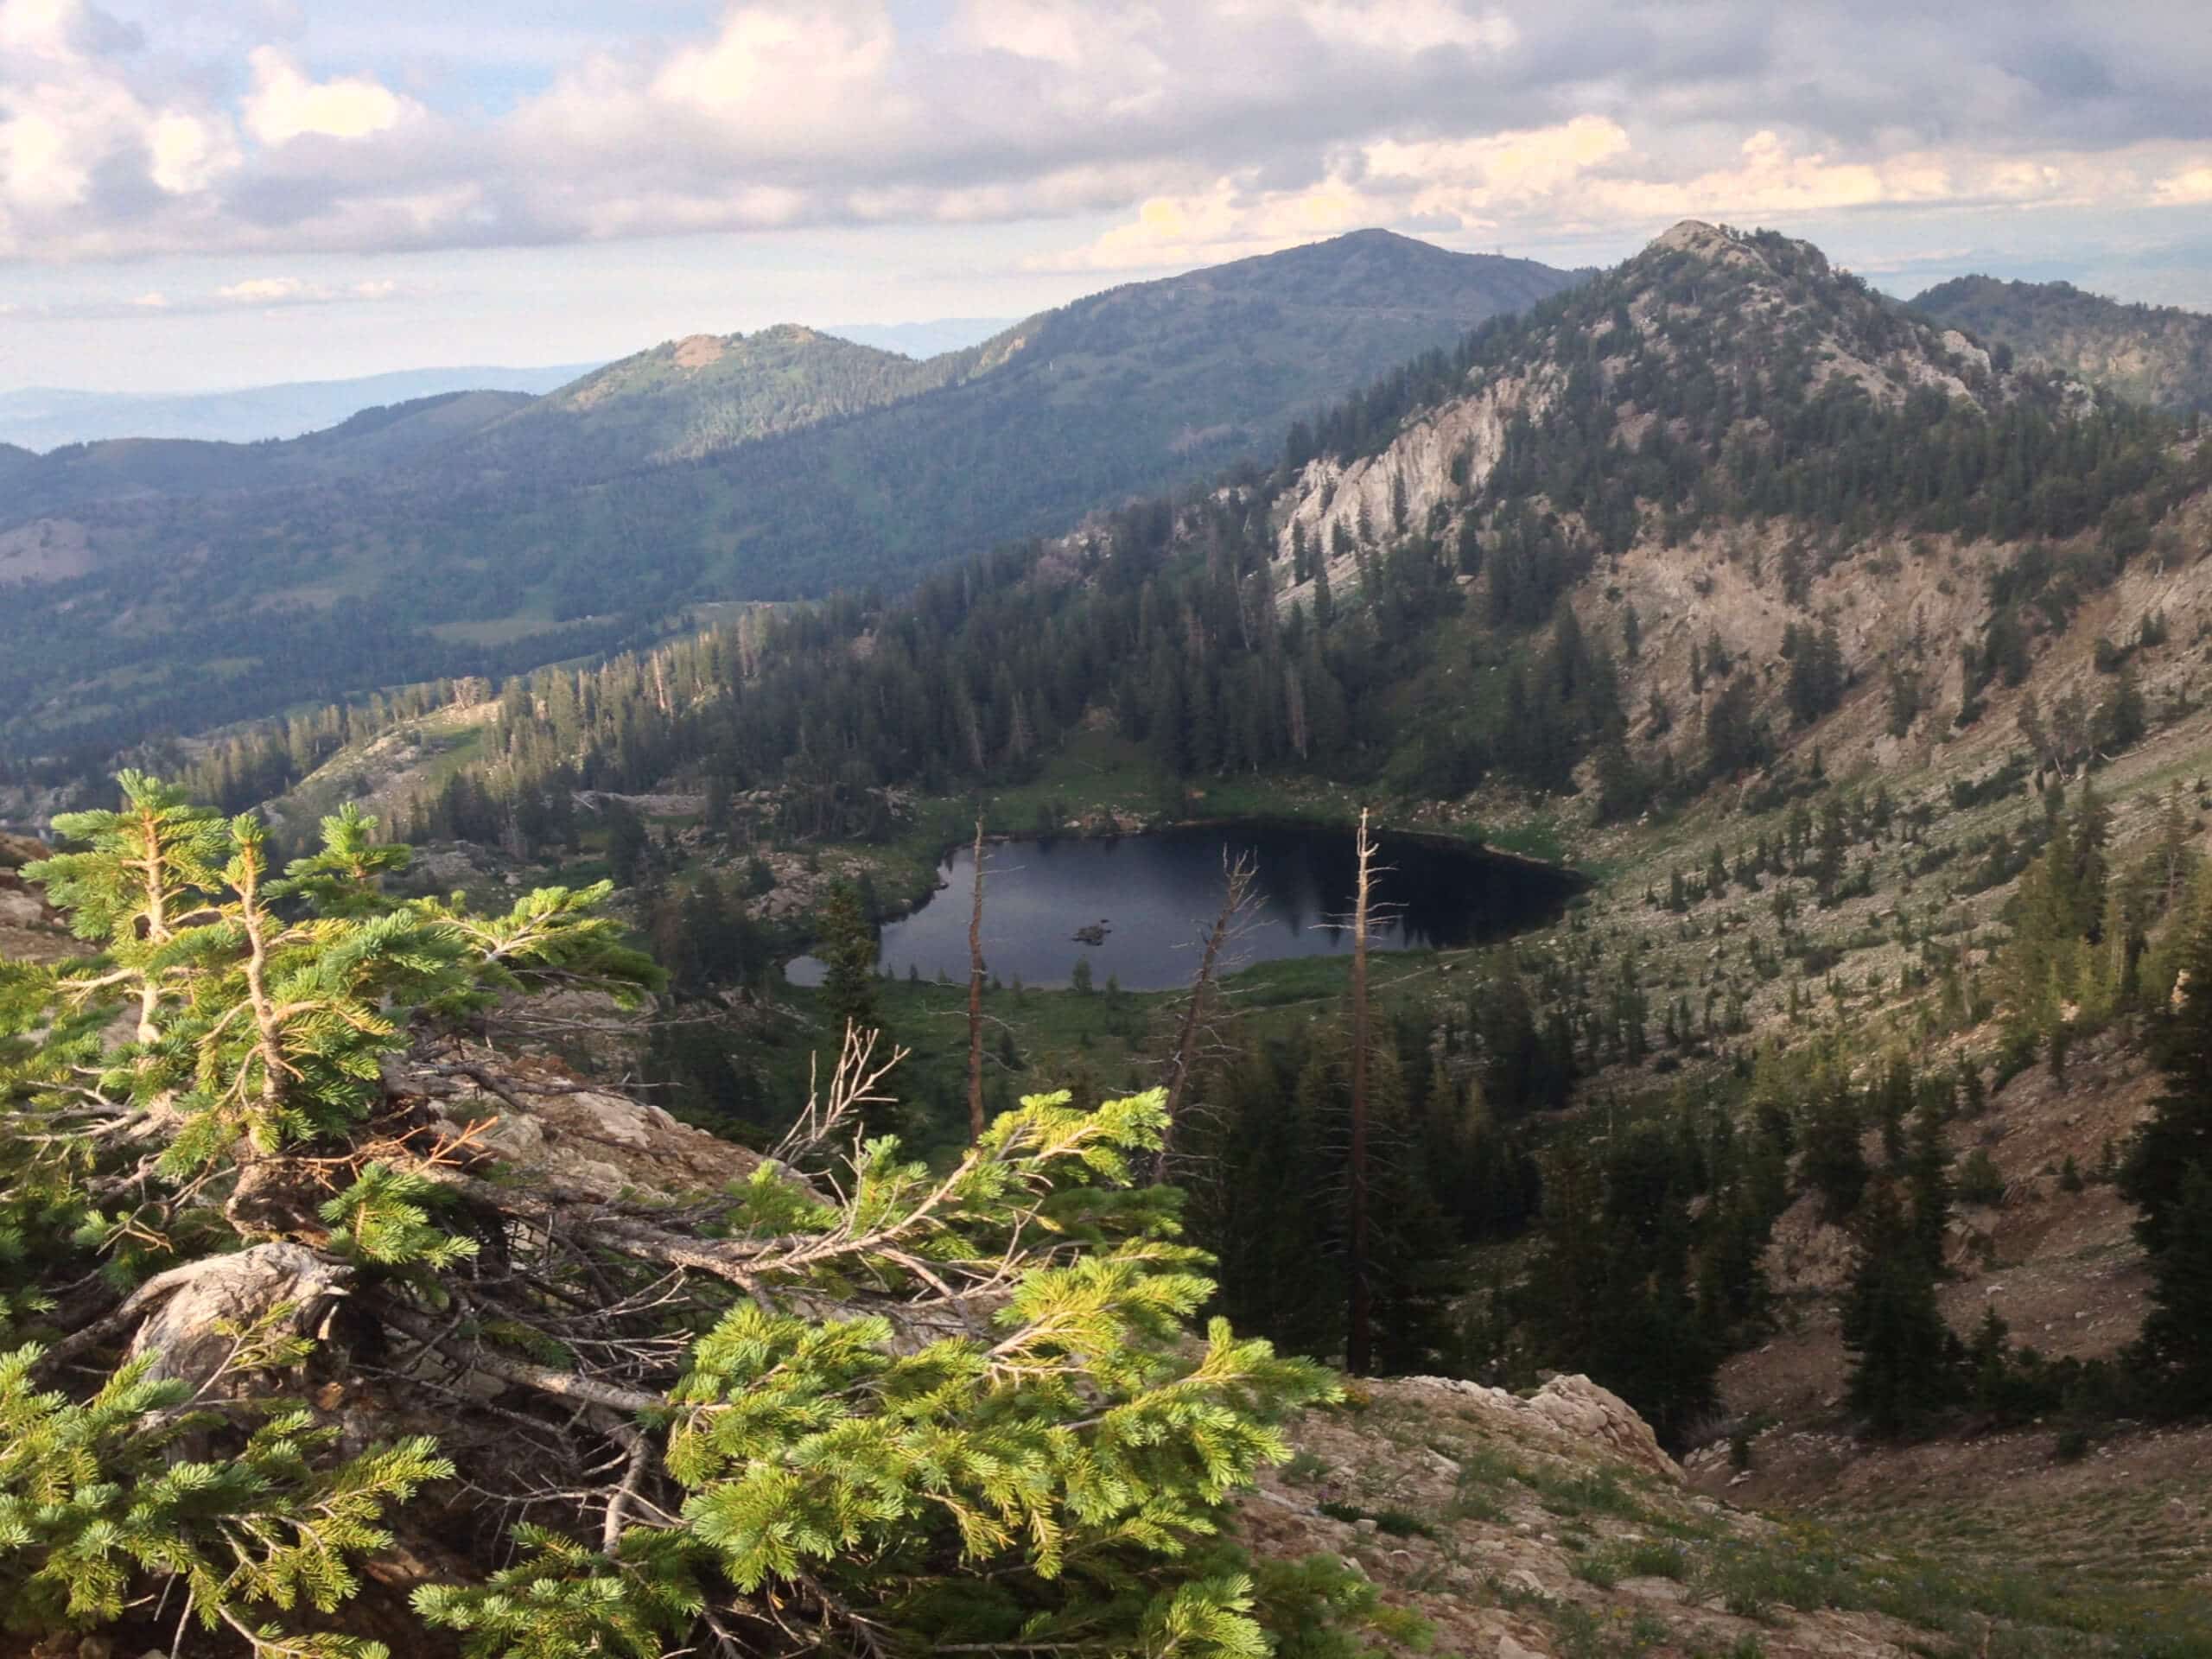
[13,0,2212,1636]
[73,223,2212,1477]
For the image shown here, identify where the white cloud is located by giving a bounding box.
[2153,163,2212,205]
[0,0,242,250]
[1,0,2209,270]
[0,0,75,58]
[1031,179,1379,273]
[1041,120,2202,275]
[1294,0,1516,55]
[148,111,235,194]
[651,4,894,119]
[951,0,1130,67]
[218,275,310,302]
[244,47,410,145]
[1365,116,1635,213]
[131,290,168,308]
[210,275,404,306]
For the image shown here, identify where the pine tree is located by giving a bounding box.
[1904,1096,1953,1276]
[2134,1164,2212,1410]
[2097,663,2148,753]
[8,785,663,1650]
[814,880,882,1052]
[7,780,1340,1659]
[1800,1088,1870,1220]
[1841,1191,1960,1435]
[28,770,227,1041]
[2120,877,2212,1254]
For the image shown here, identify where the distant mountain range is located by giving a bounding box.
[0,327,1017,453]
[0,229,1586,755]
[0,365,597,452]
[1910,276,2212,414]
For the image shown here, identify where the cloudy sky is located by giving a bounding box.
[3,0,2209,391]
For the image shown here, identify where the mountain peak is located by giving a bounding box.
[1647,219,1731,256]
[1636,219,1839,291]
[669,334,731,371]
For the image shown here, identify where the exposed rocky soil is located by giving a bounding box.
[1677,1018,2212,1622]
[1244,1372,2137,1656]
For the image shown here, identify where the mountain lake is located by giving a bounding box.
[786,821,1579,992]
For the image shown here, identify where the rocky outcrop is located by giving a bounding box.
[0,830,48,869]
[0,833,72,962]
[388,1042,769,1202]
[1402,1372,1682,1482]
[1272,371,1549,615]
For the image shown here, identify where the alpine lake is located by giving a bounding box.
[786,821,1580,993]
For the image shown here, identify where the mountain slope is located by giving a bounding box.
[0,363,594,450]
[1912,274,2212,413]
[0,327,942,514]
[1274,219,2074,585]
[495,230,1587,606]
[0,230,1581,756]
[238,221,2198,868]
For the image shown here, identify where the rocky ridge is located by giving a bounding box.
[1267,219,2061,621]
[1914,273,2212,415]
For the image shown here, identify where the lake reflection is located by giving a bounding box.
[788,822,1574,993]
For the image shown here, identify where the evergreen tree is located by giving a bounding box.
[1785,622,1846,726]
[2097,663,2148,753]
[2134,1163,2212,1410]
[1704,677,1770,779]
[1520,1132,1721,1447]
[1799,1088,1870,1220]
[1904,1096,1953,1276]
[1841,1192,1961,1436]
[5,780,1338,1659]
[2120,874,2212,1255]
[815,880,882,1051]
[602,799,650,888]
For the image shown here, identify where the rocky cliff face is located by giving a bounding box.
[1245,219,2206,796]
[1268,219,2047,618]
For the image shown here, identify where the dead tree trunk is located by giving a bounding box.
[1154,851,1256,1182]
[967,817,987,1144]
[1347,809,1374,1377]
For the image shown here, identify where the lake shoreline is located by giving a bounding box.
[904,807,1585,900]
[790,816,1582,993]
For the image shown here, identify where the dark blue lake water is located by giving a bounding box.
[787,822,1575,993]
